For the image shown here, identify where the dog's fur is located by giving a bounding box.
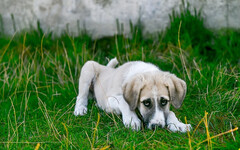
[74,58,191,132]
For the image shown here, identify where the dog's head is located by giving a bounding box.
[123,71,186,130]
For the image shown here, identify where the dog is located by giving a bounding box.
[74,58,191,132]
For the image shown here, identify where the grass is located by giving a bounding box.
[0,9,239,149]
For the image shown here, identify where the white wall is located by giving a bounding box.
[0,0,239,38]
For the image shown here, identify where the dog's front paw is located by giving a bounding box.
[167,123,192,133]
[123,116,141,131]
[74,105,87,116]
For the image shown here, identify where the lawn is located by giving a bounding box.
[0,9,239,149]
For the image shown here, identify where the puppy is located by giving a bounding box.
[74,58,191,132]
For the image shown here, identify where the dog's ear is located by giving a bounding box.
[123,76,145,111]
[165,74,187,109]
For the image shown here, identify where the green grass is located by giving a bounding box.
[0,9,239,149]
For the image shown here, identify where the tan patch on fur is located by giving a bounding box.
[123,75,145,110]
[140,73,169,102]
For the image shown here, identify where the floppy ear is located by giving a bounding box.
[123,76,145,111]
[166,74,187,109]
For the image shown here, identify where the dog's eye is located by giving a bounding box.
[160,98,168,107]
[142,99,152,108]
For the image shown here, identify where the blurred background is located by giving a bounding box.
[0,0,240,38]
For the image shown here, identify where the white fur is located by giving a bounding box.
[167,111,192,133]
[124,61,159,83]
[108,95,141,130]
[148,107,165,129]
[106,57,118,68]
[147,86,166,128]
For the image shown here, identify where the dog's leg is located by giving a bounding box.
[74,61,101,116]
[166,111,192,133]
[107,96,141,131]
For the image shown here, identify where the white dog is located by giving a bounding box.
[74,58,191,132]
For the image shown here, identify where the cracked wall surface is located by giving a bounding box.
[0,0,239,38]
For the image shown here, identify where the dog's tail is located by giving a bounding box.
[107,57,119,68]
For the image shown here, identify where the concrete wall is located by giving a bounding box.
[0,0,239,38]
